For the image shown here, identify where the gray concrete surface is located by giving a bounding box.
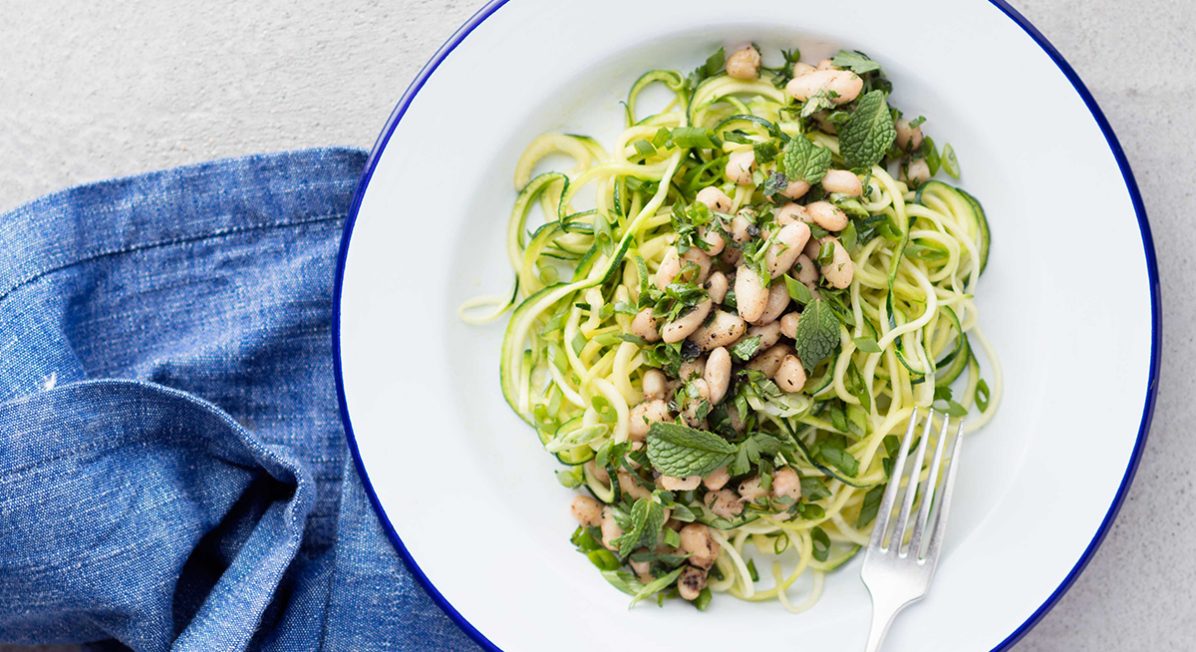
[1,0,1192,649]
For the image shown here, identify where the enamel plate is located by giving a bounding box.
[334,1,1159,649]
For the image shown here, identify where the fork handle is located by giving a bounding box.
[864,596,909,652]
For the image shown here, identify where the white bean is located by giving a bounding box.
[678,566,708,601]
[806,201,849,231]
[753,281,790,325]
[704,271,729,304]
[661,475,702,491]
[738,476,767,502]
[642,369,667,400]
[772,467,802,502]
[822,169,863,197]
[682,379,711,428]
[628,399,670,441]
[792,61,815,78]
[654,247,681,290]
[747,343,792,376]
[725,150,756,186]
[618,470,652,500]
[734,264,768,322]
[679,357,706,382]
[779,311,800,339]
[794,254,819,286]
[631,308,660,342]
[600,507,624,550]
[699,227,726,255]
[776,202,811,226]
[765,222,812,278]
[689,310,748,351]
[680,523,721,569]
[820,237,854,289]
[725,45,762,80]
[704,346,732,404]
[781,179,810,200]
[730,214,755,244]
[906,158,931,186]
[571,495,603,527]
[696,186,733,213]
[704,488,744,519]
[703,466,731,491]
[661,299,713,343]
[774,354,808,393]
[681,246,712,283]
[895,118,924,151]
[746,321,781,351]
[785,69,863,105]
[816,58,835,71]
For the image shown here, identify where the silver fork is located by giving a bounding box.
[860,408,964,652]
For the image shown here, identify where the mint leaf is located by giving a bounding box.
[812,433,859,476]
[831,50,881,75]
[793,299,841,371]
[612,496,667,558]
[729,335,762,362]
[781,136,832,184]
[646,422,736,477]
[840,90,897,172]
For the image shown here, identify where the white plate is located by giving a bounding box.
[333,1,1159,650]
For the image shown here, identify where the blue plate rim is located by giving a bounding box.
[331,1,1161,650]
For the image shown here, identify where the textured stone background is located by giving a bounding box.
[1,0,1192,649]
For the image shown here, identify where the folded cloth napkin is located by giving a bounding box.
[0,148,480,651]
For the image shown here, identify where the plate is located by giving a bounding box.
[333,1,1159,649]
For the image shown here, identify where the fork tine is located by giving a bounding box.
[909,415,952,558]
[869,408,920,551]
[890,410,934,554]
[923,419,964,564]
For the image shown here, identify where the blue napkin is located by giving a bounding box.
[0,148,480,651]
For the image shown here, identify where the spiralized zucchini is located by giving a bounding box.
[464,45,1000,611]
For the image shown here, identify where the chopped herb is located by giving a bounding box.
[633,139,656,157]
[783,274,813,305]
[761,171,790,199]
[729,335,763,361]
[801,476,831,502]
[856,485,885,528]
[853,337,882,353]
[646,422,736,477]
[810,433,859,476]
[694,587,713,611]
[831,50,882,75]
[840,90,897,172]
[800,89,838,118]
[746,558,759,582]
[670,127,720,150]
[811,527,831,561]
[612,495,667,558]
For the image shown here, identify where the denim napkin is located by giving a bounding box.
[0,148,479,651]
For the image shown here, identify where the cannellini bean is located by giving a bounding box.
[618,470,652,500]
[766,222,812,278]
[571,495,603,527]
[803,239,821,260]
[906,158,931,186]
[704,346,732,404]
[631,308,660,342]
[820,237,854,289]
[678,566,708,601]
[681,379,711,428]
[630,559,653,584]
[781,179,811,200]
[754,281,790,325]
[726,402,745,432]
[747,343,793,376]
[792,61,816,78]
[774,354,808,393]
[679,357,706,381]
[689,310,748,351]
[642,369,667,400]
[772,467,802,502]
[816,58,835,70]
[628,399,670,441]
[779,312,800,339]
[730,214,755,244]
[661,475,702,491]
[725,45,762,80]
[681,247,712,283]
[654,247,681,290]
[680,523,721,569]
[786,69,864,105]
[699,227,726,255]
[806,201,849,231]
[814,111,838,135]
[704,488,744,519]
[794,254,819,286]
[746,321,781,351]
[738,476,767,502]
[662,299,713,343]
[734,264,768,322]
[822,169,863,197]
[726,150,756,186]
[600,507,624,550]
[776,202,811,226]
[704,271,729,304]
[703,466,731,491]
[696,186,733,213]
[895,118,924,150]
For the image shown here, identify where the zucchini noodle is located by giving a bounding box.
[467,45,1000,611]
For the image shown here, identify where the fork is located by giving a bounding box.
[860,408,964,652]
